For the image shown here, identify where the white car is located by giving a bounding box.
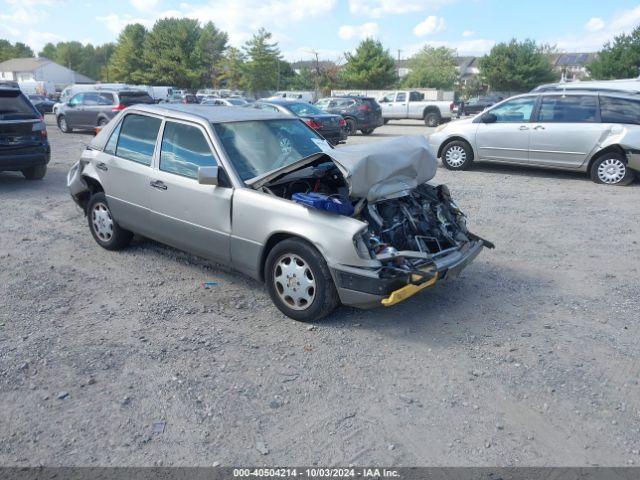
[429,91,640,186]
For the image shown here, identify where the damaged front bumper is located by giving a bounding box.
[332,238,486,309]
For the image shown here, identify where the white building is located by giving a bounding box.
[0,57,95,88]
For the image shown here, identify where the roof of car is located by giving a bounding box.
[258,99,308,105]
[131,103,290,123]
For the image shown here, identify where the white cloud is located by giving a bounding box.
[97,13,154,35]
[348,0,454,18]
[585,17,605,32]
[338,22,379,40]
[0,0,63,26]
[413,16,446,37]
[130,0,160,11]
[462,30,475,37]
[610,5,640,30]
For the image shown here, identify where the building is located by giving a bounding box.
[549,52,598,81]
[0,57,95,88]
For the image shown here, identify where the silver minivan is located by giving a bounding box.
[430,91,640,185]
[67,104,491,321]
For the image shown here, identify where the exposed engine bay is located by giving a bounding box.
[258,157,490,278]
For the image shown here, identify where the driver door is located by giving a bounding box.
[64,93,84,127]
[475,96,538,164]
[146,119,232,264]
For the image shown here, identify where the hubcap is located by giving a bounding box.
[91,202,114,242]
[445,146,467,167]
[60,118,67,131]
[597,158,626,184]
[273,254,316,311]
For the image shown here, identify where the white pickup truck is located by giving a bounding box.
[379,90,452,127]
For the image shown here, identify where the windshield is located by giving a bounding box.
[287,103,324,116]
[213,119,327,181]
[0,91,39,120]
[227,98,246,105]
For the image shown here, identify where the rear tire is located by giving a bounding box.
[424,111,441,127]
[22,165,47,180]
[57,115,71,133]
[97,118,108,127]
[360,128,374,135]
[265,238,339,322]
[590,152,635,186]
[87,192,133,251]
[441,140,473,170]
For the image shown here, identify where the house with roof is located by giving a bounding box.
[549,52,598,81]
[0,57,95,88]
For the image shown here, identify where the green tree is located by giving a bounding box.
[12,42,34,58]
[55,41,85,71]
[1,39,35,62]
[39,42,57,59]
[588,27,640,79]
[108,23,148,83]
[217,47,247,90]
[243,28,282,93]
[95,43,116,81]
[341,39,397,89]
[194,21,228,87]
[403,46,457,89]
[480,39,558,91]
[142,18,201,88]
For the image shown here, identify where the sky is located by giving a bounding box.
[2,0,640,62]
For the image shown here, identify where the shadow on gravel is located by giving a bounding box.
[0,168,70,194]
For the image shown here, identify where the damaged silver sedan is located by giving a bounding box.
[68,105,493,321]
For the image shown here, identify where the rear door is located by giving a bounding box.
[98,112,162,233]
[528,94,602,169]
[146,119,232,263]
[475,96,538,163]
[78,92,104,127]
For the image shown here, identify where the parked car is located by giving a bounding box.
[459,95,503,116]
[379,90,452,127]
[166,93,199,104]
[28,94,55,114]
[56,89,155,133]
[249,100,347,145]
[201,97,247,106]
[0,85,50,180]
[67,104,491,321]
[315,96,383,135]
[429,91,640,186]
[533,78,640,94]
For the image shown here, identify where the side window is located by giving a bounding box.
[396,92,406,102]
[538,95,598,123]
[381,93,395,103]
[83,92,100,106]
[489,97,537,123]
[409,91,423,102]
[98,93,114,105]
[160,122,217,179]
[600,96,640,125]
[259,104,279,112]
[104,120,122,155]
[115,114,161,166]
[68,93,83,106]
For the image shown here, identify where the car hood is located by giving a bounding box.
[250,135,437,203]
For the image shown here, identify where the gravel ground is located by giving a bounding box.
[1,116,639,467]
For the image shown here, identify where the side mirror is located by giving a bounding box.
[198,166,221,186]
[481,112,497,124]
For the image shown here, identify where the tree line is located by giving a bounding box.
[3,20,640,94]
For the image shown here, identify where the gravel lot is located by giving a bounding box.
[1,116,639,467]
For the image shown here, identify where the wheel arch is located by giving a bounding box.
[423,106,441,119]
[587,144,627,171]
[258,232,324,282]
[438,136,475,160]
[77,174,104,213]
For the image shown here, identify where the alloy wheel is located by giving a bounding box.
[273,253,316,310]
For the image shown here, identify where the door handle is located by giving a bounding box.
[150,180,168,191]
[534,125,546,130]
[96,162,108,171]
[519,126,529,131]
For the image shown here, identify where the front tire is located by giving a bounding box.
[424,111,441,127]
[265,238,339,322]
[360,128,374,135]
[22,165,47,180]
[442,140,473,170]
[87,192,133,251]
[590,153,635,186]
[345,118,357,135]
[97,118,109,127]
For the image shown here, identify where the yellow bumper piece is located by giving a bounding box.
[381,272,439,307]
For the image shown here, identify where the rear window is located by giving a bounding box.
[538,95,598,123]
[0,90,39,120]
[118,92,155,106]
[288,103,324,116]
[361,98,380,109]
[600,96,640,125]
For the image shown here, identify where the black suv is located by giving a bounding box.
[0,86,50,180]
[315,96,383,135]
[56,89,155,133]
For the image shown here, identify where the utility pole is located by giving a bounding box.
[308,49,321,99]
[397,49,402,78]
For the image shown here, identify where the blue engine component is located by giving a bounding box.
[292,192,355,216]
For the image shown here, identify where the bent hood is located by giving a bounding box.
[327,135,437,202]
